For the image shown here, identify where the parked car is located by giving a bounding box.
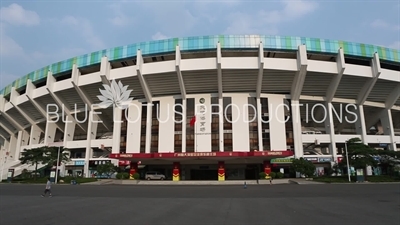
[145,171,165,180]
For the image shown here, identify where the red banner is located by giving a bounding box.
[110,151,293,159]
[218,161,225,181]
[172,162,180,181]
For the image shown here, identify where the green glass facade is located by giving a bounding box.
[1,35,399,96]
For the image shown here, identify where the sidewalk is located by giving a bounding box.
[288,178,326,185]
[80,180,114,185]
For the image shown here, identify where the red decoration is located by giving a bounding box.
[189,116,196,127]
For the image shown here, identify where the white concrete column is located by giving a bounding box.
[158,97,175,153]
[194,96,212,152]
[63,115,76,144]
[44,122,57,144]
[324,103,337,160]
[90,116,99,159]
[21,130,29,148]
[355,105,368,144]
[268,96,287,151]
[84,110,95,178]
[3,139,10,162]
[291,45,308,101]
[112,107,123,154]
[29,124,42,145]
[291,100,303,158]
[357,53,381,105]
[257,98,263,151]
[15,131,23,160]
[182,99,187,153]
[218,98,224,152]
[126,102,142,153]
[8,135,17,160]
[231,95,250,152]
[379,109,396,151]
[15,130,29,160]
[145,103,153,154]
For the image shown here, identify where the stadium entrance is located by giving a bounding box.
[111,151,294,181]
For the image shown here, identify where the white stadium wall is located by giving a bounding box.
[0,35,399,178]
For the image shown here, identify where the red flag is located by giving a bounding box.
[189,116,196,127]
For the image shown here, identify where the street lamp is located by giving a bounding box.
[49,142,63,184]
[55,146,61,184]
[344,140,351,182]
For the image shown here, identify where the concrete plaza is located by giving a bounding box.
[0,183,399,225]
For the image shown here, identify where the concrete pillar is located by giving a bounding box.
[158,97,175,153]
[29,124,42,145]
[15,130,29,160]
[145,103,153,154]
[324,103,337,161]
[126,102,142,153]
[257,98,263,151]
[112,107,122,154]
[182,99,187,153]
[219,98,224,152]
[268,96,287,151]
[8,135,17,160]
[231,95,249,152]
[379,109,396,151]
[355,105,368,144]
[44,122,57,144]
[84,111,95,178]
[291,100,303,158]
[63,115,76,144]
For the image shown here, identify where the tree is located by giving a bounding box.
[19,147,48,180]
[19,146,70,180]
[290,158,316,178]
[376,150,400,176]
[44,146,70,168]
[340,138,378,180]
[96,162,117,178]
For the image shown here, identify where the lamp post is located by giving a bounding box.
[344,140,351,182]
[55,146,61,184]
[49,142,63,184]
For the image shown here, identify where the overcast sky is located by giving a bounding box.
[1,0,399,90]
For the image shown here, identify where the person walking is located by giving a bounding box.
[41,178,52,197]
[269,175,273,185]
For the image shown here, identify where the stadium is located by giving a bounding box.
[0,35,399,181]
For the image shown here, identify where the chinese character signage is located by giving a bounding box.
[175,152,217,157]
[270,158,293,164]
[198,99,207,134]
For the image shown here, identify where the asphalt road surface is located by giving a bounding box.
[0,183,399,225]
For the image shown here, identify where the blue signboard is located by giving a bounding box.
[318,158,332,162]
[74,160,85,166]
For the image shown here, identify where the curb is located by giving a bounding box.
[288,180,300,184]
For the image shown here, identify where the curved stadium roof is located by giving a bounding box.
[1,35,399,96]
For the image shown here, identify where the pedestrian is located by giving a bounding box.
[41,178,52,197]
[269,175,273,185]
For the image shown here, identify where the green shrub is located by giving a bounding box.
[270,172,276,179]
[133,173,140,180]
[367,175,400,182]
[116,172,129,179]
[276,172,284,179]
[259,172,266,179]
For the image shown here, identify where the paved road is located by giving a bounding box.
[0,183,399,225]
